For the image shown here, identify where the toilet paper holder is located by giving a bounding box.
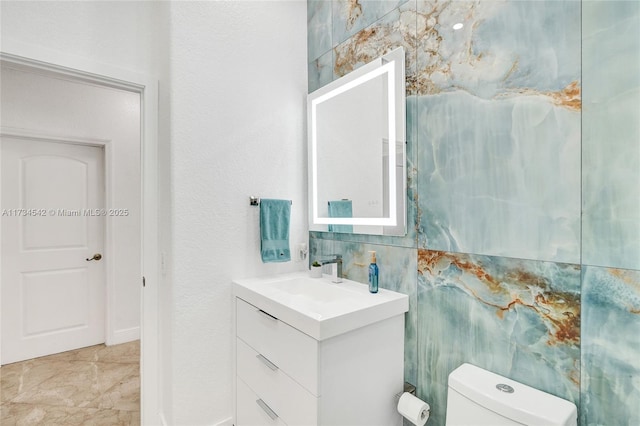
[395,382,417,400]
[396,383,430,426]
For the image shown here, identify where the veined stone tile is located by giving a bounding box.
[405,95,419,243]
[582,0,640,270]
[333,0,417,94]
[414,0,580,98]
[11,361,139,408]
[1,403,101,426]
[416,91,581,263]
[1,360,76,404]
[87,369,140,412]
[40,342,139,365]
[0,403,139,426]
[308,0,332,63]
[414,0,581,264]
[90,341,139,364]
[86,407,140,425]
[332,0,409,48]
[308,232,336,265]
[417,249,580,425]
[308,50,333,93]
[581,266,640,425]
[0,342,139,424]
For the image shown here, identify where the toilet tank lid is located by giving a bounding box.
[448,363,577,426]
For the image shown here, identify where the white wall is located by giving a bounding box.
[168,1,307,423]
[0,1,163,77]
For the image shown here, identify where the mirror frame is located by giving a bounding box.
[307,47,406,233]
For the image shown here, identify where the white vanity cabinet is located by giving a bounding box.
[233,273,408,426]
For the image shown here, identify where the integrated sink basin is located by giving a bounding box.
[232,272,409,340]
[269,277,352,303]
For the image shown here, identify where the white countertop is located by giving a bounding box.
[232,272,409,341]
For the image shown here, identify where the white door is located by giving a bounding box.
[1,136,105,364]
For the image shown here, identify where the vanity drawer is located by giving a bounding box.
[237,338,318,426]
[236,298,319,394]
[237,376,288,426]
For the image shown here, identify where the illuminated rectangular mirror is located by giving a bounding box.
[308,47,406,235]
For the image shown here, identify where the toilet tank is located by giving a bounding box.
[445,363,577,426]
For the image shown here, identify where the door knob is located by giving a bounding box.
[86,253,102,261]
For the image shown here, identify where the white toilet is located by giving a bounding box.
[445,363,578,426]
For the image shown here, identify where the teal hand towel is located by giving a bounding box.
[260,199,291,263]
[328,199,353,233]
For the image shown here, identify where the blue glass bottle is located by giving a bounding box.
[368,251,378,293]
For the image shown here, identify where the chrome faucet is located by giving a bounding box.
[321,254,343,283]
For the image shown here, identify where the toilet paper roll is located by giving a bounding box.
[397,392,430,426]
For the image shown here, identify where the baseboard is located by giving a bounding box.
[107,326,140,346]
[213,417,234,426]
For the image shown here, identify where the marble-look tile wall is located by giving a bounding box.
[582,0,640,271]
[308,1,640,425]
[417,250,581,424]
[580,267,640,425]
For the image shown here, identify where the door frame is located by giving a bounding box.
[0,39,160,424]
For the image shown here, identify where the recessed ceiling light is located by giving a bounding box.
[453,23,464,30]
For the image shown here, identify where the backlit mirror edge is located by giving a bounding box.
[307,47,406,236]
[311,61,397,225]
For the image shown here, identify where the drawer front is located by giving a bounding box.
[237,377,288,426]
[237,338,318,426]
[236,297,319,394]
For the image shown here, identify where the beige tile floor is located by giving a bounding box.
[1,340,140,425]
